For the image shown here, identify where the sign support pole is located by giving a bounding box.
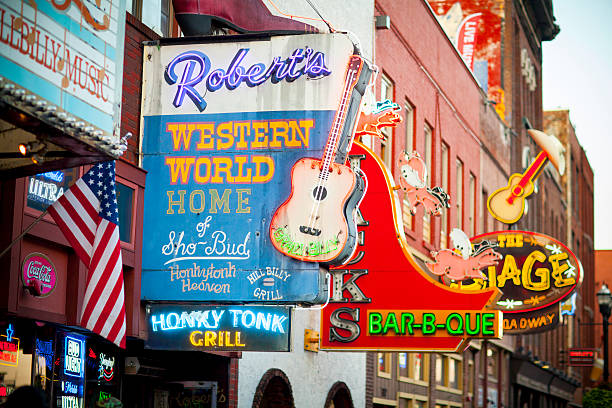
[0,209,48,260]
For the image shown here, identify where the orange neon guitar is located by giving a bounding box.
[269,55,366,264]
[487,129,565,224]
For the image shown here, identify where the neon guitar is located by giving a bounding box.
[487,130,565,224]
[270,55,368,264]
[487,151,548,224]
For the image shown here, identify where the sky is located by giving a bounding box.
[542,0,612,250]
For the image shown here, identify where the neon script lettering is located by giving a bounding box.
[165,48,332,111]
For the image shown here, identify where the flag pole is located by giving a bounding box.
[0,209,49,260]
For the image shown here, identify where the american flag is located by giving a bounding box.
[48,162,126,348]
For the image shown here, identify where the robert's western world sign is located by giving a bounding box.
[140,34,355,302]
[145,304,291,352]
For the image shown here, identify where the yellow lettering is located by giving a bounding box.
[497,255,521,287]
[195,157,211,183]
[165,157,195,184]
[195,123,215,150]
[217,121,234,150]
[252,155,274,183]
[167,123,195,151]
[204,331,217,346]
[522,250,550,291]
[190,331,203,346]
[236,331,245,347]
[211,157,235,183]
[291,119,314,147]
[233,156,252,183]
[234,121,250,149]
[269,120,288,148]
[550,253,575,287]
[251,122,269,148]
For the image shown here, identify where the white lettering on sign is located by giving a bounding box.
[64,337,83,377]
[25,261,53,284]
[28,177,64,205]
[61,395,82,408]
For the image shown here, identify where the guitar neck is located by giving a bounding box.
[320,56,363,179]
[517,150,549,188]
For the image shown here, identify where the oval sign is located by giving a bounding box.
[21,253,57,297]
[464,231,582,313]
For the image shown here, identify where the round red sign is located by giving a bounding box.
[21,253,57,297]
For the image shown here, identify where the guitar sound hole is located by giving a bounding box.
[313,186,328,201]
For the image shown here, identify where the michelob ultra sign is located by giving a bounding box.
[457,231,583,334]
[140,34,355,303]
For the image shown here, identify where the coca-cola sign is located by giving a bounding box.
[21,253,57,297]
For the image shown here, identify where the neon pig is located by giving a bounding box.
[164,47,332,111]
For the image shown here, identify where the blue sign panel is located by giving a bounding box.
[141,110,332,302]
[140,35,356,303]
[57,332,85,408]
[145,304,291,352]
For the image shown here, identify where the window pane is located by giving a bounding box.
[380,75,394,168]
[423,124,433,242]
[435,355,445,385]
[116,182,134,243]
[487,348,498,378]
[399,352,409,377]
[27,168,79,212]
[440,144,449,248]
[448,358,460,389]
[378,352,390,374]
[469,174,476,236]
[412,352,424,381]
[456,160,463,229]
[405,102,414,152]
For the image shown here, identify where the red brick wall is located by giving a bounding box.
[374,0,482,255]
[120,13,160,166]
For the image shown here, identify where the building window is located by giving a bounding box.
[116,181,135,243]
[448,357,461,389]
[435,354,462,390]
[487,347,498,379]
[399,352,409,378]
[456,159,463,229]
[26,168,80,212]
[129,0,174,36]
[403,101,415,231]
[435,354,446,385]
[378,353,391,377]
[468,173,476,236]
[411,352,426,381]
[405,101,415,152]
[380,75,394,169]
[481,189,488,235]
[130,0,143,19]
[423,123,433,243]
[440,143,449,248]
[160,0,171,36]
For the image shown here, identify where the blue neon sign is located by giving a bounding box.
[164,47,331,112]
[64,336,84,378]
[146,304,291,352]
